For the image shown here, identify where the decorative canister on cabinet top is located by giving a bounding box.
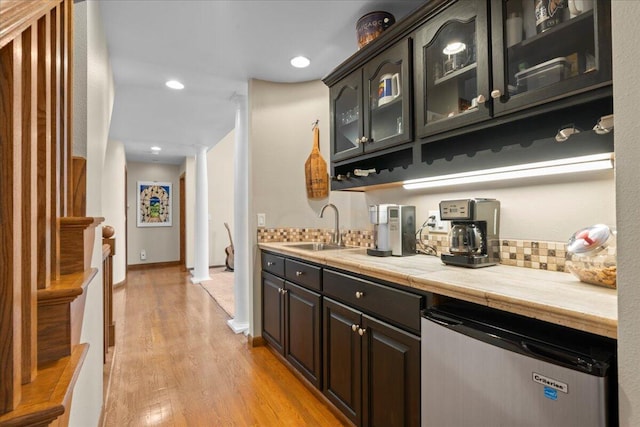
[356,11,395,49]
[565,224,617,288]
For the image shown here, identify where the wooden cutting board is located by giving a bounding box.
[305,122,329,199]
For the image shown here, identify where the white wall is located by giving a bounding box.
[612,2,640,426]
[208,130,235,266]
[248,79,366,337]
[70,1,114,425]
[126,162,181,266]
[102,140,126,283]
[249,79,366,230]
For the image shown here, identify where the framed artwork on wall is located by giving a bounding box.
[137,181,172,227]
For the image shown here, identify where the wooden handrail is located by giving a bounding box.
[0,0,62,49]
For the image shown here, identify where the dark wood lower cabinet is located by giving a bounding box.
[323,298,420,427]
[323,298,362,426]
[362,314,420,427]
[262,271,322,389]
[262,272,285,354]
[285,282,322,388]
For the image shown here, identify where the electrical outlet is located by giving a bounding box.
[140,249,146,260]
[427,210,449,234]
[257,213,266,227]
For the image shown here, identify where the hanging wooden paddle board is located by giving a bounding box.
[305,121,329,199]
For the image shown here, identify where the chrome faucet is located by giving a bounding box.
[319,203,342,246]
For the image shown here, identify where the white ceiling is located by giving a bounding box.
[99,0,425,164]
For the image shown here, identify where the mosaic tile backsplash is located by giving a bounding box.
[257,227,568,273]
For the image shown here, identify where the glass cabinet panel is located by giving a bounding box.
[492,0,610,115]
[505,0,596,98]
[368,61,403,143]
[331,69,363,161]
[414,0,490,139]
[425,19,478,124]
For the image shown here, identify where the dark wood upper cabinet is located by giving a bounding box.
[414,0,492,138]
[323,0,613,190]
[330,39,413,163]
[490,0,612,116]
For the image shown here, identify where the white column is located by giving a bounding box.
[228,94,249,334]
[191,145,211,283]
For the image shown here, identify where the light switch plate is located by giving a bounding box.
[257,213,266,227]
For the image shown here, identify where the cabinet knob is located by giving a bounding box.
[277,288,283,294]
[282,289,288,294]
[476,94,486,104]
[355,291,364,299]
[490,90,502,99]
[295,271,304,276]
[359,136,369,144]
[351,324,359,332]
[358,328,366,336]
[267,261,275,266]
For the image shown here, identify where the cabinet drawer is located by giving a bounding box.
[262,252,285,277]
[323,269,423,333]
[285,258,322,291]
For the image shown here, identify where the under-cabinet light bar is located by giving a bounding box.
[402,153,614,190]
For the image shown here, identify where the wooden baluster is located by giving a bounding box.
[50,5,60,282]
[37,13,52,290]
[21,23,39,385]
[0,35,23,415]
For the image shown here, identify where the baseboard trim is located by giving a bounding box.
[128,261,181,271]
[247,335,266,347]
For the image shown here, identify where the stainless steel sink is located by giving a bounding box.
[288,243,348,251]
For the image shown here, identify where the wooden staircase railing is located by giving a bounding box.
[0,1,105,425]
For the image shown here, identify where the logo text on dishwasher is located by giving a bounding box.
[532,373,568,393]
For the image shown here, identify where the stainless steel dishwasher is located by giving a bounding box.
[421,302,617,427]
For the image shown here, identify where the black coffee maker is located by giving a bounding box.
[440,198,500,268]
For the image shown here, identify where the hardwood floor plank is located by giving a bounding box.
[104,266,346,426]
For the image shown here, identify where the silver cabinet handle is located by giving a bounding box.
[351,324,359,332]
[476,94,486,104]
[267,261,275,266]
[358,328,366,336]
[355,291,364,299]
[277,288,282,294]
[295,271,304,276]
[490,89,502,99]
[282,289,288,294]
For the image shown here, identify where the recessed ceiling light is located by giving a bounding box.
[150,146,162,151]
[290,56,311,68]
[165,80,184,90]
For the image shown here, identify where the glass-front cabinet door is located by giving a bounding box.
[414,1,491,139]
[363,39,412,153]
[330,69,364,162]
[491,0,612,115]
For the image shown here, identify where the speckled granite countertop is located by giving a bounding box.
[258,242,618,338]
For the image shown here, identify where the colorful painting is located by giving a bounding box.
[137,181,172,227]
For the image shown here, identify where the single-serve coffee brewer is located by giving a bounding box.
[367,204,416,257]
[440,198,500,268]
[367,204,394,257]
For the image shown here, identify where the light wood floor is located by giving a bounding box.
[103,266,345,426]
